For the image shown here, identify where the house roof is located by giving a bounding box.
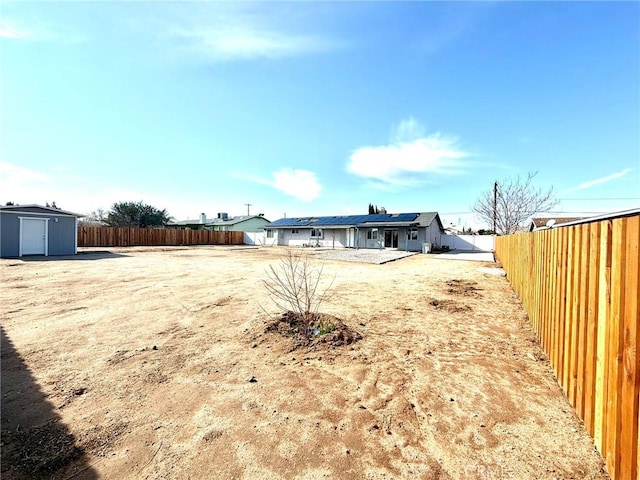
[0,204,85,217]
[207,215,269,226]
[529,208,640,231]
[267,212,443,230]
[540,208,640,229]
[167,219,205,226]
[168,215,269,226]
[530,216,586,229]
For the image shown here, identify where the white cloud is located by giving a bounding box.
[574,168,633,190]
[0,19,29,40]
[272,168,322,201]
[0,162,49,187]
[391,117,425,143]
[161,4,341,62]
[0,162,170,216]
[175,26,333,61]
[231,167,323,201]
[0,17,86,44]
[347,120,470,187]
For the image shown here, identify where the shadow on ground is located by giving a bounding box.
[1,326,98,479]
[14,251,128,262]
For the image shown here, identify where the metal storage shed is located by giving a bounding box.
[0,205,84,258]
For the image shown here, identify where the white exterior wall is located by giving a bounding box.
[258,229,278,246]
[358,228,383,249]
[441,234,495,252]
[244,231,279,246]
[268,218,443,252]
[405,228,424,252]
[356,222,442,252]
[392,219,443,252]
[276,228,348,248]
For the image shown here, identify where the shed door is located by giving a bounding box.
[21,218,47,255]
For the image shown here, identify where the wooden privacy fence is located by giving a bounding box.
[495,214,639,480]
[78,226,244,247]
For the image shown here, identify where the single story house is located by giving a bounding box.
[0,204,84,258]
[167,213,270,233]
[265,212,444,252]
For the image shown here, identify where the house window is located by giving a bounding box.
[408,228,418,241]
[266,229,274,238]
[291,229,299,234]
[310,228,323,238]
[367,228,378,240]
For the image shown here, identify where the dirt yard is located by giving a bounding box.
[1,246,608,479]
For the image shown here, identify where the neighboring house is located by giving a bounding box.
[167,212,270,233]
[167,213,210,230]
[0,204,84,258]
[532,208,640,230]
[208,213,270,233]
[529,216,587,232]
[444,223,465,235]
[265,212,444,252]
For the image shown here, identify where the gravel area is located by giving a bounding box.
[310,248,419,264]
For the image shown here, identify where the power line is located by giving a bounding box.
[559,197,640,201]
[546,211,614,214]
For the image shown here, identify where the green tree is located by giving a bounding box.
[106,201,171,227]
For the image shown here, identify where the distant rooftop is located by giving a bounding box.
[530,216,587,229]
[169,214,267,226]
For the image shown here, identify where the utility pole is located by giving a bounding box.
[244,203,252,216]
[493,181,498,233]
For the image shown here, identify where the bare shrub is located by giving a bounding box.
[262,251,334,338]
[472,172,558,234]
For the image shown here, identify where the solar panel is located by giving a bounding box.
[267,212,422,228]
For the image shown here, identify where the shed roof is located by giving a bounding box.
[0,204,84,217]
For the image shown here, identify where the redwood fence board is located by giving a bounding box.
[495,214,639,480]
[78,226,244,248]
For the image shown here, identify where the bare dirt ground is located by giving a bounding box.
[1,246,608,479]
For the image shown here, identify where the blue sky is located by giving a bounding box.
[1,1,638,228]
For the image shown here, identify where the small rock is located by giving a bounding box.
[345,449,350,455]
[450,398,455,402]
[251,343,257,348]
[152,345,158,350]
[248,376,257,383]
